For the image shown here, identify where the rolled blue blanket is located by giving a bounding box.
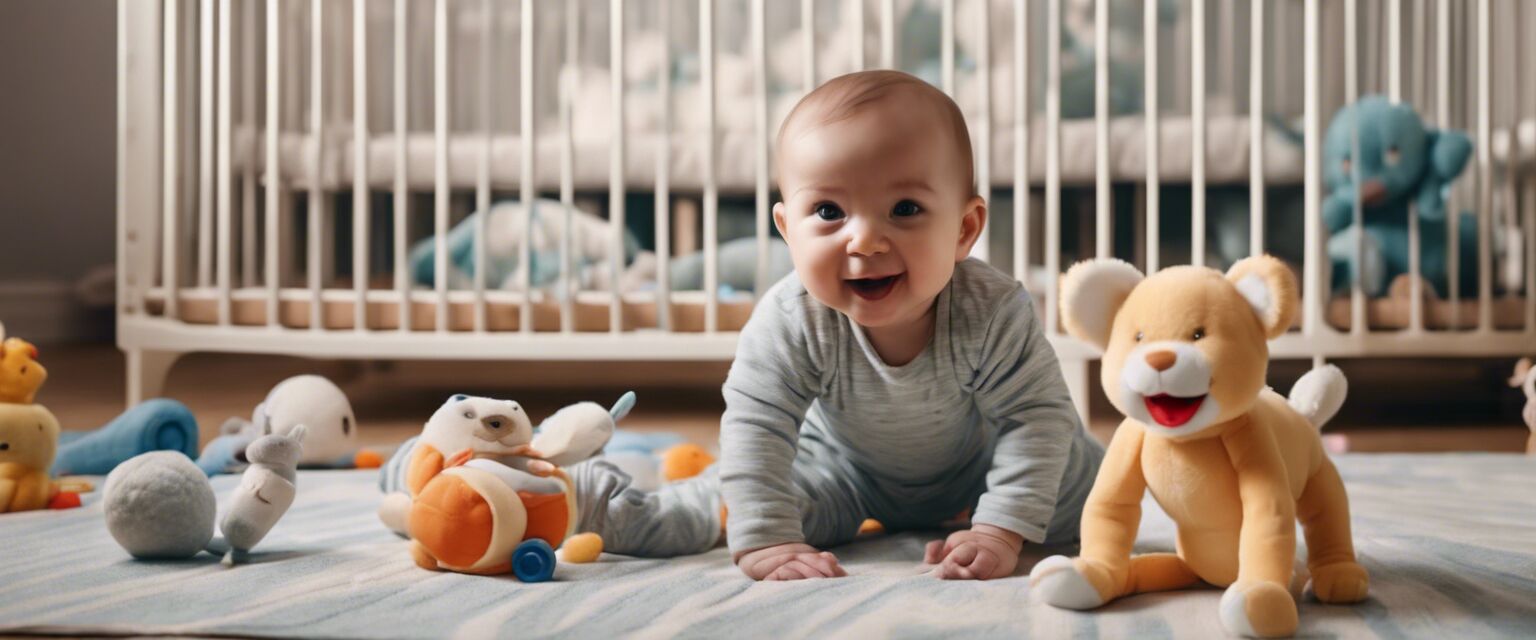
[51,398,200,476]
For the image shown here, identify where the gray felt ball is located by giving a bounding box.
[103,451,216,559]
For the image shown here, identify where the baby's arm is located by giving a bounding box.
[935,290,1082,580]
[719,293,830,580]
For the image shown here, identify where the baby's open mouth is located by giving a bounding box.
[1143,393,1206,427]
[846,274,903,301]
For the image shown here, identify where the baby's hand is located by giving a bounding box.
[923,524,1024,580]
[738,542,848,581]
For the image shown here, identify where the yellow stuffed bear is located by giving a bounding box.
[0,402,63,513]
[1029,256,1368,638]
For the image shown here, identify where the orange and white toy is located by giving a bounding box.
[1029,256,1368,638]
[379,392,631,579]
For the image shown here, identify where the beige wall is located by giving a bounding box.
[0,1,116,283]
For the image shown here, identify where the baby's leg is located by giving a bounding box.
[568,459,724,558]
[788,458,871,550]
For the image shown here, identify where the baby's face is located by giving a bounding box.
[773,96,983,331]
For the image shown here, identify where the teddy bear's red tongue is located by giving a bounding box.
[1144,394,1205,427]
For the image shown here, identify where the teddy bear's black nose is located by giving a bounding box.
[0,442,9,451]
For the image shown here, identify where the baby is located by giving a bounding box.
[572,70,1103,581]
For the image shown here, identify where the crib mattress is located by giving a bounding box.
[0,453,1532,639]
[230,115,1307,194]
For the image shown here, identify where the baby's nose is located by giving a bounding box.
[1145,350,1177,372]
[845,223,889,256]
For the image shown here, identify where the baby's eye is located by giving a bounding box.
[1191,327,1206,341]
[1134,330,1144,342]
[813,203,844,221]
[1384,146,1401,167]
[892,200,921,217]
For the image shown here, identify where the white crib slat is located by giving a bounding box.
[1191,0,1205,267]
[1094,0,1108,259]
[473,0,490,333]
[394,0,410,331]
[1045,0,1060,336]
[118,0,131,317]
[562,1,577,334]
[198,0,214,289]
[1145,0,1160,273]
[1303,0,1320,338]
[610,0,625,334]
[434,0,448,333]
[1249,0,1264,258]
[1013,0,1028,283]
[974,0,990,262]
[217,0,232,324]
[880,0,894,70]
[802,0,815,91]
[1476,0,1492,331]
[1518,0,1533,334]
[1395,0,1424,332]
[753,0,770,296]
[852,0,864,71]
[654,0,670,331]
[1440,0,1457,328]
[522,0,536,334]
[355,0,370,332]
[266,0,281,325]
[241,0,256,289]
[703,0,718,333]
[941,0,953,94]
[1347,0,1364,336]
[310,0,325,332]
[162,0,180,320]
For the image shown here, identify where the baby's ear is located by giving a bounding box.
[1060,259,1143,350]
[772,202,789,240]
[954,195,988,261]
[1225,255,1298,339]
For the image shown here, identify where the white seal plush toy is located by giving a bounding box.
[215,426,306,566]
[252,376,355,467]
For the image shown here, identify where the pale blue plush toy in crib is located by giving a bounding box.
[1322,96,1479,297]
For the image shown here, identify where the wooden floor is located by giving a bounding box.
[31,344,1533,455]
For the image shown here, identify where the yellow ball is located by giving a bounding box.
[558,532,603,563]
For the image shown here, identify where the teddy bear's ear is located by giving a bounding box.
[1060,259,1143,350]
[1225,255,1299,339]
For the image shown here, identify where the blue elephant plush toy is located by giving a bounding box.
[1323,95,1478,297]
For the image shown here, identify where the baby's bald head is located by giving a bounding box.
[776,70,975,198]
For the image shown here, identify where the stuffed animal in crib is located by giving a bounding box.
[1509,358,1536,455]
[1030,256,1368,638]
[103,428,307,563]
[198,374,381,474]
[378,392,634,580]
[1323,96,1478,298]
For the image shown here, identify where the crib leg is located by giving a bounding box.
[1061,358,1091,427]
[125,349,183,407]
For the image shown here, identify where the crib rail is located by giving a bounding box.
[119,0,1536,413]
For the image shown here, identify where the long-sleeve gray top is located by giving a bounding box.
[719,258,1091,555]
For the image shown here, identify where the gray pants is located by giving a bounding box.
[569,433,1096,558]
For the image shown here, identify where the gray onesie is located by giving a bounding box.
[570,258,1104,558]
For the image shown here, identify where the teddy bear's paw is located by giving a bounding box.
[1306,561,1369,604]
[1219,581,1298,638]
[1029,555,1106,610]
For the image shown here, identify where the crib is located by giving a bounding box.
[117,0,1536,422]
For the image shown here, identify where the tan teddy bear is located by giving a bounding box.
[1028,255,1369,638]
